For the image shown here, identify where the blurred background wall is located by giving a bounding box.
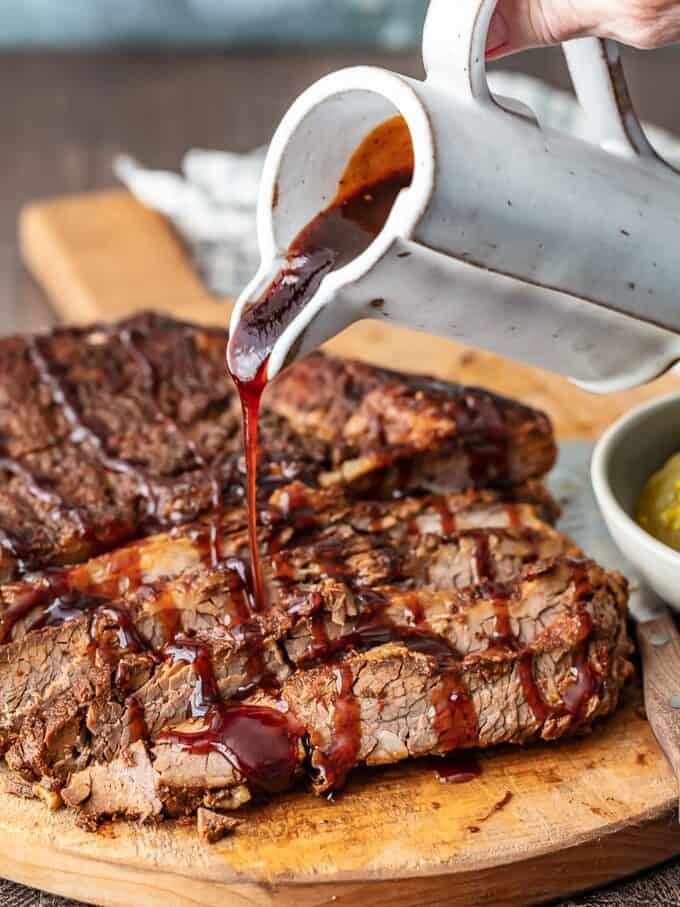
[0,0,429,47]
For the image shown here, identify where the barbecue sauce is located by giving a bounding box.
[232,361,268,612]
[322,664,361,790]
[159,635,301,793]
[432,751,481,784]
[516,562,599,726]
[227,117,414,611]
[161,700,301,794]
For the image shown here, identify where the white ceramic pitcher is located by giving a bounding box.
[229,0,680,392]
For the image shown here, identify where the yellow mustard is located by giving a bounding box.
[636,452,680,550]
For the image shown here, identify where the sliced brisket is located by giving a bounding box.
[0,316,630,834]
[0,314,556,577]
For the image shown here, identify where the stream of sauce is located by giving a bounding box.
[227,122,413,609]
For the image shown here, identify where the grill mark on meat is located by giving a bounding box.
[118,327,224,568]
[27,336,159,519]
[0,456,86,534]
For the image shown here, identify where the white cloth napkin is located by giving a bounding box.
[114,72,680,298]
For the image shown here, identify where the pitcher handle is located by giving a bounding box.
[422,0,498,104]
[564,37,677,172]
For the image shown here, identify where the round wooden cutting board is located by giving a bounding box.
[14,193,680,906]
[0,692,677,907]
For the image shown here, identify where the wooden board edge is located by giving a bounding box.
[19,190,232,329]
[1,805,678,907]
[20,197,105,324]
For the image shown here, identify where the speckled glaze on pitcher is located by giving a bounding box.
[229,0,680,393]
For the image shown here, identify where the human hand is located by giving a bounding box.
[486,0,680,58]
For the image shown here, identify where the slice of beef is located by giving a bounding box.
[67,690,306,824]
[0,619,111,743]
[61,740,162,824]
[0,481,563,638]
[281,558,624,670]
[282,560,631,791]
[266,352,557,492]
[197,807,239,843]
[126,559,629,814]
[16,552,630,825]
[0,605,157,782]
[0,476,573,784]
[0,570,291,780]
[0,314,556,577]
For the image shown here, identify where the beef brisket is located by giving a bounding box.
[0,315,630,834]
[0,314,555,577]
[0,482,631,825]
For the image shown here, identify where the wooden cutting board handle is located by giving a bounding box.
[637,613,680,818]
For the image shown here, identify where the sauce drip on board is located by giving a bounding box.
[227,116,414,611]
[432,751,481,784]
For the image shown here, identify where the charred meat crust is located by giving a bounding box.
[0,494,631,824]
[0,315,628,830]
[0,314,555,576]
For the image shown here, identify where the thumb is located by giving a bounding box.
[486,0,592,59]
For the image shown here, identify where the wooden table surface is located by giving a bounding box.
[2,45,680,907]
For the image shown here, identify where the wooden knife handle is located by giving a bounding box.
[637,613,680,817]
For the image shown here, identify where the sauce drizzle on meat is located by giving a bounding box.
[159,635,301,793]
